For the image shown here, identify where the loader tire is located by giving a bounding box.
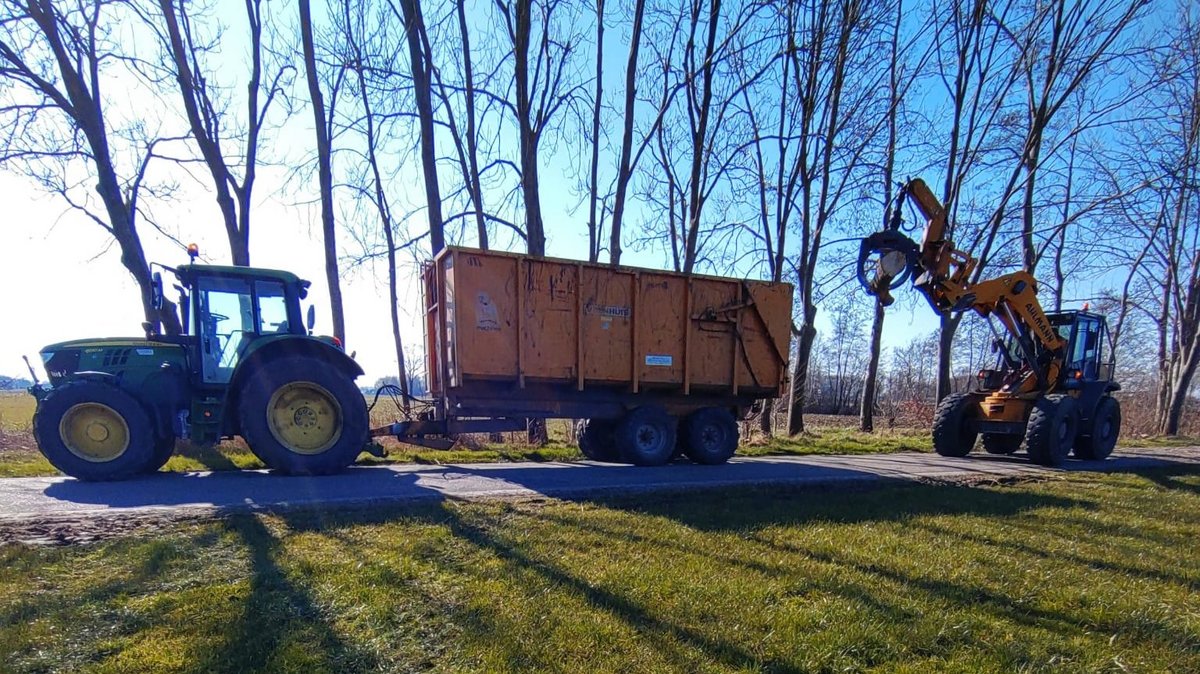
[981,433,1022,455]
[1025,394,1078,467]
[238,356,368,475]
[932,393,977,457]
[33,379,156,481]
[577,419,618,462]
[681,407,739,465]
[615,406,677,467]
[1074,396,1120,461]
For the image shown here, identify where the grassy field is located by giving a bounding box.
[1,469,1198,672]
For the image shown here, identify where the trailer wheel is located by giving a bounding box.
[1025,394,1078,467]
[33,379,156,481]
[1074,396,1120,461]
[681,408,739,465]
[615,406,677,466]
[932,393,977,457]
[981,433,1021,455]
[577,419,618,462]
[238,356,368,475]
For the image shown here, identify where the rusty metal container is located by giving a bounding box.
[420,247,793,423]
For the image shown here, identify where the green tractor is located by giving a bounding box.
[28,250,369,480]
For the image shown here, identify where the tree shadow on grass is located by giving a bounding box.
[1143,467,1200,496]
[187,514,380,674]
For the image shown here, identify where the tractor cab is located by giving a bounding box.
[167,264,312,385]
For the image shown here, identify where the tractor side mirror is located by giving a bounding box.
[306,305,316,333]
[152,272,164,311]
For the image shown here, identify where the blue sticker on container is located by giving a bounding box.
[645,354,673,367]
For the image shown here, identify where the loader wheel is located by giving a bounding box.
[932,393,977,457]
[615,406,677,466]
[981,433,1021,455]
[1025,394,1078,467]
[33,380,156,481]
[1074,396,1120,461]
[238,356,368,475]
[681,407,739,465]
[577,419,618,462]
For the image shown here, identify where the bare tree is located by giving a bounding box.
[492,0,587,256]
[155,0,290,266]
[299,0,347,343]
[390,0,444,254]
[0,0,174,324]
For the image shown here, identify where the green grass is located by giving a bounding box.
[2,469,1199,672]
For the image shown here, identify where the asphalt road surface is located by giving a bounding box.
[1,446,1198,523]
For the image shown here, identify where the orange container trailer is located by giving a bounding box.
[387,247,794,466]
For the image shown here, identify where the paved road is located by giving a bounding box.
[1,446,1197,522]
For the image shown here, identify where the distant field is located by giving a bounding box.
[2,469,1198,672]
[1,390,1194,479]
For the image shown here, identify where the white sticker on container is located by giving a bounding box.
[645,354,673,367]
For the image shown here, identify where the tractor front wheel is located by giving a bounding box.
[1025,394,1079,467]
[932,393,978,457]
[33,380,156,481]
[238,356,368,475]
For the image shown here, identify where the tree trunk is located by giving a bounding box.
[586,0,604,263]
[786,318,817,435]
[299,0,346,344]
[936,312,958,401]
[512,0,545,256]
[456,0,487,249]
[608,0,646,266]
[860,299,885,431]
[396,0,445,254]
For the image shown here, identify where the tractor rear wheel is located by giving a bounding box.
[932,393,977,457]
[238,356,368,475]
[1025,394,1078,467]
[1074,396,1120,461]
[142,436,176,473]
[615,406,677,466]
[680,407,739,465]
[577,419,618,462]
[33,380,156,481]
[981,433,1021,455]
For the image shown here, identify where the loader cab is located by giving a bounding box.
[172,265,311,385]
[1048,311,1115,385]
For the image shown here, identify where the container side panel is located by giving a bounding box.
[423,265,442,396]
[581,268,634,383]
[638,273,685,385]
[689,279,740,388]
[452,252,518,381]
[743,282,794,392]
[522,260,578,381]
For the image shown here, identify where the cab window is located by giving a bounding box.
[196,277,253,383]
[257,281,290,334]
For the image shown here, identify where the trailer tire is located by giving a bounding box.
[681,407,739,465]
[932,393,977,457]
[33,380,156,481]
[615,406,677,467]
[1074,396,1120,461]
[238,356,368,475]
[577,419,618,462]
[1025,394,1078,467]
[981,433,1021,455]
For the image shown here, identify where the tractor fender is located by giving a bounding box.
[224,335,364,431]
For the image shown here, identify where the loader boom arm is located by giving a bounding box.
[861,178,1066,395]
